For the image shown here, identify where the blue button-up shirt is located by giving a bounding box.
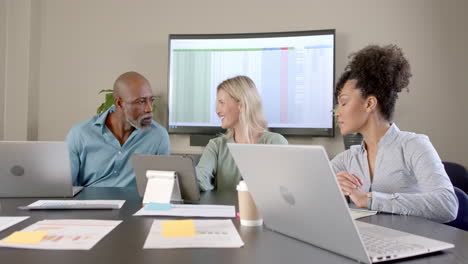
[331,124,458,223]
[66,106,170,187]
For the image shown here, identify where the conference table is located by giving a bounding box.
[0,187,467,264]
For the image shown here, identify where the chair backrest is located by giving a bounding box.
[443,162,468,194]
[446,187,468,231]
[173,153,202,168]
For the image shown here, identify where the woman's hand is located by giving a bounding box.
[336,171,362,195]
[336,171,368,208]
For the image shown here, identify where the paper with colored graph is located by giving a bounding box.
[0,219,121,250]
[0,217,29,232]
[144,219,244,248]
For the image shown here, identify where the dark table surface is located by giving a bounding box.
[0,187,467,264]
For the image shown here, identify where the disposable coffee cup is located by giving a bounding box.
[236,180,263,226]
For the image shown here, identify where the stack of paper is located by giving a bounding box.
[0,219,121,250]
[133,203,235,218]
[143,219,244,248]
[19,200,125,210]
[0,217,29,232]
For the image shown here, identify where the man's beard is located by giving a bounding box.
[126,113,153,130]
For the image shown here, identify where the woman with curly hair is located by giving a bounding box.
[332,44,458,223]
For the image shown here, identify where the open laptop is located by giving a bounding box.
[132,154,200,202]
[228,144,454,263]
[0,141,83,197]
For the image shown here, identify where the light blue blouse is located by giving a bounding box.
[331,124,458,223]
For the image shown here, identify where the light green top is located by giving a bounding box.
[196,131,288,191]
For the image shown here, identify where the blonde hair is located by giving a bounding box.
[217,76,268,143]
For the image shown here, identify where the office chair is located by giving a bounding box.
[443,162,468,194]
[446,187,468,231]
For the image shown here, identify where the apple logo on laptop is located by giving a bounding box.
[10,165,25,176]
[280,185,295,205]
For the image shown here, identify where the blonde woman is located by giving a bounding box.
[196,76,288,191]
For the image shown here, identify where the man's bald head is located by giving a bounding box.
[111,71,155,130]
[113,71,151,99]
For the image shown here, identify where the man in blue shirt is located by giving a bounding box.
[66,72,170,187]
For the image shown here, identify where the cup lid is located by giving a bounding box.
[236,180,248,191]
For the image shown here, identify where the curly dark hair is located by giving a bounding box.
[335,44,412,121]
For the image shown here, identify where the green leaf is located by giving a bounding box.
[105,93,114,104]
[96,89,160,115]
[97,103,105,114]
[97,90,115,114]
[98,89,113,94]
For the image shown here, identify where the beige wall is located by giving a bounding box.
[0,0,6,140]
[1,0,31,140]
[1,0,467,167]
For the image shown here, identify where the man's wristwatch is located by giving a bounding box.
[366,192,373,209]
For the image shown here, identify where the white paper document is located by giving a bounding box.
[0,217,29,232]
[133,204,235,218]
[0,219,121,250]
[144,219,244,248]
[20,200,126,210]
[350,208,378,220]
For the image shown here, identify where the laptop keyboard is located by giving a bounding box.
[361,231,425,257]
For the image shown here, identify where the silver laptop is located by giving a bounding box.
[228,144,454,263]
[0,141,83,197]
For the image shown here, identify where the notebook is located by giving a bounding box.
[228,144,454,263]
[0,141,83,197]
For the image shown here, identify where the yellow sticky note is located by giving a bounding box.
[161,219,196,238]
[3,231,47,244]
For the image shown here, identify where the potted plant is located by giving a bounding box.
[96,89,160,114]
